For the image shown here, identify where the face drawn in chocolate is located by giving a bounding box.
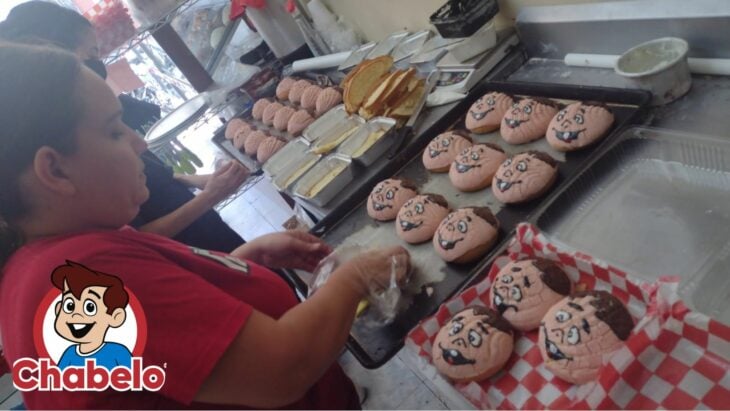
[547,102,615,150]
[500,98,560,144]
[503,99,535,129]
[492,151,557,203]
[367,178,417,221]
[453,144,503,174]
[396,194,449,243]
[434,208,499,263]
[423,132,473,172]
[432,306,513,382]
[489,259,571,331]
[538,290,634,384]
[469,93,499,121]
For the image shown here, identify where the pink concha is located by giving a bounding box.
[262,101,283,126]
[273,106,296,131]
[244,130,268,157]
[257,137,287,163]
[300,85,322,110]
[316,87,342,116]
[288,79,311,104]
[224,118,247,139]
[287,110,315,136]
[276,77,296,101]
[252,98,272,121]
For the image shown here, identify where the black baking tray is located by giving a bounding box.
[285,81,651,368]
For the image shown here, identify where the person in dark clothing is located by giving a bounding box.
[0,1,248,252]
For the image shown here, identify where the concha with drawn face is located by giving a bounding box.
[489,258,572,331]
[396,194,450,244]
[465,92,514,134]
[539,290,634,384]
[433,207,499,264]
[422,131,473,173]
[547,102,615,151]
[366,178,418,221]
[500,98,559,144]
[449,143,507,192]
[492,151,558,204]
[432,306,514,383]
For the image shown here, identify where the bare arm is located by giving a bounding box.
[137,161,248,238]
[194,247,409,408]
[173,173,210,190]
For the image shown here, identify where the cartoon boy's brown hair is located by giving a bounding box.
[51,260,128,314]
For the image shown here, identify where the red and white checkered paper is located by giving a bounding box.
[406,223,730,409]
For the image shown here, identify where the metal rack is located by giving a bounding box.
[103,0,205,64]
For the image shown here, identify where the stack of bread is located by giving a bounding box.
[341,56,426,121]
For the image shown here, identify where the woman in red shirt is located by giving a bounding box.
[0,43,409,409]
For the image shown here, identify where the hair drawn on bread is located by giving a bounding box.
[503,98,559,130]
[551,102,613,143]
[436,207,497,251]
[540,290,633,365]
[453,143,504,174]
[369,178,416,212]
[427,131,472,159]
[398,194,448,232]
[494,151,557,193]
[492,258,569,316]
[438,306,512,366]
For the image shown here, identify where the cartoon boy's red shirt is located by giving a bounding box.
[0,227,357,409]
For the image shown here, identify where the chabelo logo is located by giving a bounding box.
[12,261,165,392]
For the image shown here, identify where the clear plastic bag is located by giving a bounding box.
[308,245,408,326]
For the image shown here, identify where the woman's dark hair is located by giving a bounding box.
[0,1,91,51]
[0,42,83,267]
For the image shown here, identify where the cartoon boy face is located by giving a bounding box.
[492,151,558,204]
[367,178,418,221]
[431,306,513,382]
[55,283,126,347]
[396,194,450,244]
[500,98,559,144]
[538,291,634,384]
[489,258,572,331]
[547,102,615,151]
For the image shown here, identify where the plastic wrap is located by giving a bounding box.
[407,223,730,409]
[308,246,408,326]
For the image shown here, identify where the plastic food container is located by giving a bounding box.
[292,155,353,207]
[615,37,691,106]
[336,117,397,166]
[429,0,499,39]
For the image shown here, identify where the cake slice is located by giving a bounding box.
[386,78,426,119]
[343,56,393,114]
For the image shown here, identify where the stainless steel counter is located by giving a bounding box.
[508,58,730,137]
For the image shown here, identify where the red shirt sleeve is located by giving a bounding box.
[79,241,253,405]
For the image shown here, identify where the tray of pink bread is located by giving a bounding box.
[214,75,344,166]
[301,81,652,368]
[407,223,730,409]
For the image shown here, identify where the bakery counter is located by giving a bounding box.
[292,45,527,223]
[508,58,730,137]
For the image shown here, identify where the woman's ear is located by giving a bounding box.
[32,146,77,196]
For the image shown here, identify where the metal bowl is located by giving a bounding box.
[615,37,691,106]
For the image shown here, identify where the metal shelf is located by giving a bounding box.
[103,0,205,64]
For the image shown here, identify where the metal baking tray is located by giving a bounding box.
[308,113,365,155]
[366,31,411,60]
[271,150,321,191]
[211,121,262,173]
[302,105,351,144]
[533,126,730,325]
[337,117,397,166]
[300,81,651,368]
[292,155,354,207]
[262,138,309,178]
[392,30,432,63]
[339,42,377,71]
